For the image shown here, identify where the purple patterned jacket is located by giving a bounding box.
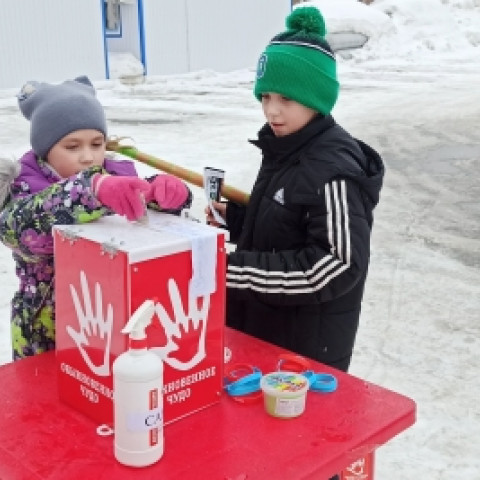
[0,150,138,358]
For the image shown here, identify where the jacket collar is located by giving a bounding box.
[249,115,335,162]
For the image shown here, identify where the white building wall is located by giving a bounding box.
[0,0,291,88]
[141,0,291,76]
[141,0,189,75]
[186,0,291,72]
[0,0,106,89]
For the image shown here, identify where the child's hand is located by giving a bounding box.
[93,174,151,221]
[205,201,226,227]
[146,174,189,210]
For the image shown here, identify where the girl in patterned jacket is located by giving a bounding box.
[0,76,191,360]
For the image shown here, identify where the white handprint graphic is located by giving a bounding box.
[151,278,210,371]
[67,271,113,376]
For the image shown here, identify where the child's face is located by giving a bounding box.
[46,129,106,178]
[261,93,317,137]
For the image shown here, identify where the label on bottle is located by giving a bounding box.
[126,406,163,432]
[125,388,163,435]
[150,388,160,447]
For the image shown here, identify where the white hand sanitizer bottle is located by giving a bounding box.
[112,299,164,467]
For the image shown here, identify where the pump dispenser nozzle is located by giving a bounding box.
[122,300,154,338]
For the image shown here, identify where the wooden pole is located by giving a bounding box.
[106,140,250,205]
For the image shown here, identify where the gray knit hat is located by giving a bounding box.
[17,76,107,159]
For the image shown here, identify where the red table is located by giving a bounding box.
[0,328,415,480]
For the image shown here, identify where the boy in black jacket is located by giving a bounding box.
[207,6,384,373]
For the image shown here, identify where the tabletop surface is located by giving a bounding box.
[0,328,416,480]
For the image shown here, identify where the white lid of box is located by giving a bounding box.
[53,211,227,263]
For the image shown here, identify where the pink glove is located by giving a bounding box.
[146,174,189,210]
[93,174,151,221]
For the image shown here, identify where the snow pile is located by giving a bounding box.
[301,0,394,39]
[298,0,480,62]
[108,52,144,82]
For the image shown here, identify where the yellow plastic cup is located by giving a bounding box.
[260,372,309,419]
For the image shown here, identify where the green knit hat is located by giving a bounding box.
[254,6,339,115]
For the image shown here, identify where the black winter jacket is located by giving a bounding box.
[225,115,384,371]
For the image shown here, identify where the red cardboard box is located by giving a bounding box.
[53,212,226,426]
